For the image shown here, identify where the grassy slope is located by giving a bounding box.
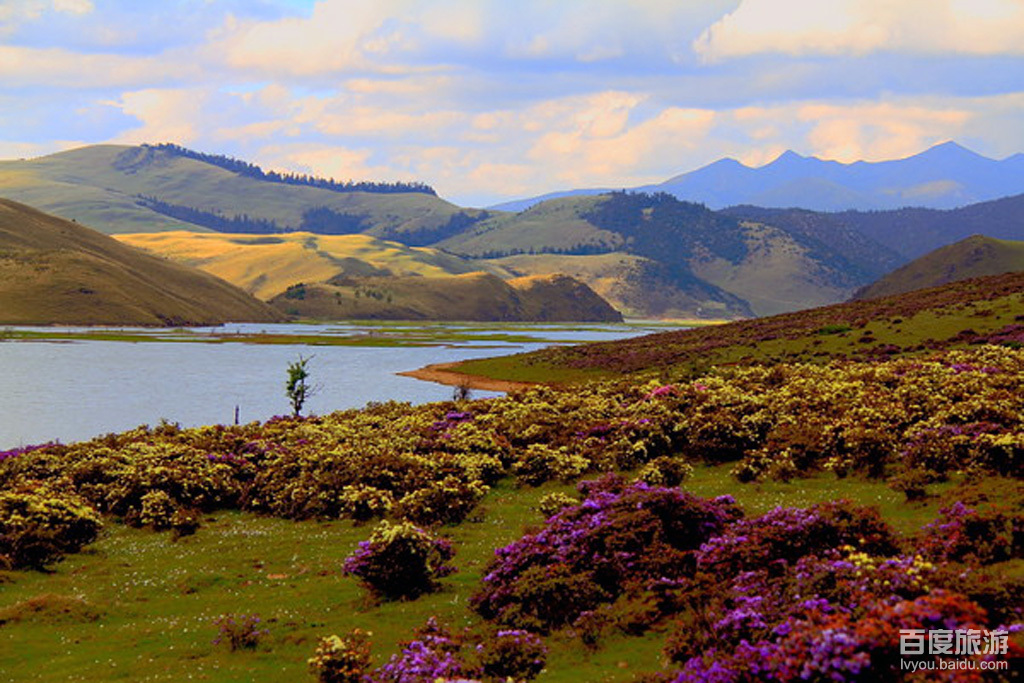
[0,199,283,325]
[447,194,881,318]
[855,235,1024,300]
[116,231,509,300]
[438,196,620,256]
[268,272,623,322]
[486,252,742,319]
[453,269,1024,384]
[0,469,959,683]
[691,221,858,316]
[0,145,466,237]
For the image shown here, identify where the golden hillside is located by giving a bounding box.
[116,231,508,300]
[269,272,623,322]
[0,199,283,325]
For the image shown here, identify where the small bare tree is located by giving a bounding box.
[285,354,318,417]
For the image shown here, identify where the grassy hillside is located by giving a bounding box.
[444,192,898,318]
[0,199,283,325]
[116,231,509,300]
[269,272,623,322]
[0,145,470,239]
[452,269,1024,384]
[855,234,1024,300]
[487,252,749,319]
[690,221,864,316]
[438,195,620,256]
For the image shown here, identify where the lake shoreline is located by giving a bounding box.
[398,361,536,393]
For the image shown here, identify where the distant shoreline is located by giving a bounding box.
[398,361,535,393]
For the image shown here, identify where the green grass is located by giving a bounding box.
[0,467,961,682]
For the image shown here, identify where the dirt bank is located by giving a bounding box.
[398,362,535,393]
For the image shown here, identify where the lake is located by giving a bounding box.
[0,321,679,449]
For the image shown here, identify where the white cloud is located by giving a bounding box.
[694,0,1024,61]
[108,89,214,145]
[0,45,201,88]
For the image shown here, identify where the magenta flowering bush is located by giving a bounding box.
[343,521,456,601]
[471,476,741,632]
[374,618,472,683]
[696,501,901,577]
[917,501,1022,566]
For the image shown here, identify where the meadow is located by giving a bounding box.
[1,334,1021,681]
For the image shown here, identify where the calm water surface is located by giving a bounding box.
[0,321,677,449]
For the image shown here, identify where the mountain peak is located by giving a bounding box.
[917,140,987,162]
[765,150,807,167]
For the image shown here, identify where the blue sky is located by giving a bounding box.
[1,0,1022,206]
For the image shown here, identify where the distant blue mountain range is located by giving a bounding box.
[490,142,1024,213]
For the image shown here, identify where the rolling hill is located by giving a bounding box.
[0,144,476,242]
[854,235,1024,300]
[441,192,895,317]
[269,272,623,322]
[450,268,1024,385]
[8,142,1022,321]
[115,231,621,322]
[0,199,283,325]
[115,231,509,301]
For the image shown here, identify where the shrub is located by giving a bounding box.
[917,501,1021,565]
[477,629,547,682]
[343,521,456,600]
[513,444,590,486]
[537,492,578,518]
[309,629,373,683]
[392,476,488,526]
[375,618,472,683]
[339,484,394,522]
[697,501,901,578]
[212,613,268,651]
[472,480,741,631]
[135,489,177,529]
[0,486,102,569]
[636,456,693,487]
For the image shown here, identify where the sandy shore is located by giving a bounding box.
[398,361,535,393]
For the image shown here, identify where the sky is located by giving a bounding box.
[1,0,1022,207]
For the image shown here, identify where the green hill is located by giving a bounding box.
[447,192,876,317]
[269,272,623,322]
[450,268,1024,384]
[0,144,474,240]
[854,234,1024,300]
[0,199,283,325]
[9,143,992,320]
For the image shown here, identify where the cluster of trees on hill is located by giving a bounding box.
[472,243,616,259]
[584,191,749,265]
[147,143,437,196]
[136,196,283,234]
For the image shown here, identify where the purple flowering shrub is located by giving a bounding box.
[343,521,456,601]
[471,476,741,632]
[650,498,1024,682]
[374,618,471,683]
[696,501,901,578]
[917,501,1022,566]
